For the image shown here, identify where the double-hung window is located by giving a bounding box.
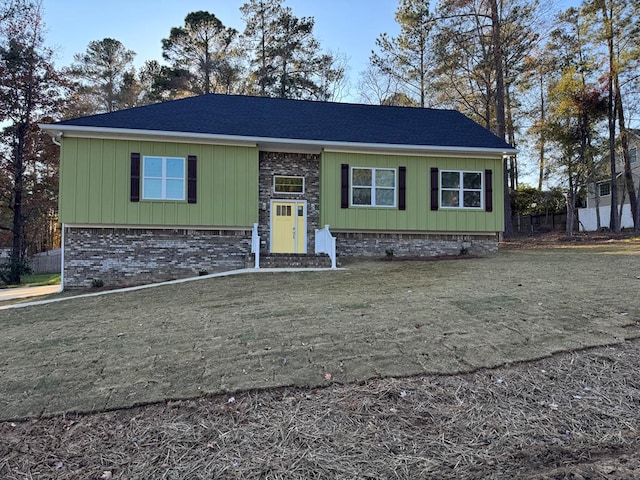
[440,170,483,209]
[351,167,396,207]
[142,156,185,200]
[598,182,611,197]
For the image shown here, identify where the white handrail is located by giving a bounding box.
[251,223,260,269]
[314,224,337,269]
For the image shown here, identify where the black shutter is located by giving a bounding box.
[340,163,349,208]
[130,153,140,202]
[430,167,439,211]
[187,155,197,204]
[485,169,493,212]
[398,166,406,210]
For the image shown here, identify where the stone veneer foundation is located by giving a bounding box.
[63,226,251,288]
[333,232,499,258]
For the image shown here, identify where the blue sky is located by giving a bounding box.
[42,0,580,100]
[43,0,398,83]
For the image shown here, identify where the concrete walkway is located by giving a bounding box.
[0,284,61,301]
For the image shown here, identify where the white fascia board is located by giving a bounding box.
[323,145,516,158]
[38,124,258,148]
[38,124,518,157]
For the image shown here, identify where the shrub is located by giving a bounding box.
[0,254,32,285]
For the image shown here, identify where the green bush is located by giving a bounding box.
[0,254,32,285]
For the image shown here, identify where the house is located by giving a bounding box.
[40,93,516,288]
[578,129,640,231]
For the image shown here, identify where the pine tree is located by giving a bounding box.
[162,11,242,96]
[370,0,434,107]
[241,0,344,99]
[69,38,136,113]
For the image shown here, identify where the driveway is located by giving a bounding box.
[0,285,60,301]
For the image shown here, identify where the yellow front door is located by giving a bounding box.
[271,201,306,253]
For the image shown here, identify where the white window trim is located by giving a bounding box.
[630,146,637,163]
[350,167,397,208]
[440,170,484,210]
[142,156,186,201]
[273,175,305,194]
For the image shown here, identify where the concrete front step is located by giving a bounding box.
[249,253,334,269]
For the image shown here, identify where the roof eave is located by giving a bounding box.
[38,124,518,157]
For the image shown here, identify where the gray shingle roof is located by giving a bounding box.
[53,93,514,151]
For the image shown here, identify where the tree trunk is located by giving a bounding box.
[489,0,512,236]
[537,75,545,191]
[603,1,620,232]
[615,108,638,231]
[566,177,576,238]
[594,185,601,231]
[506,84,517,190]
[260,3,267,96]
[8,125,26,284]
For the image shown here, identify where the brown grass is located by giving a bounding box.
[1,239,640,478]
[1,341,638,479]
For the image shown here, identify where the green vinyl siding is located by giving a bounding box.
[321,151,504,233]
[59,138,258,227]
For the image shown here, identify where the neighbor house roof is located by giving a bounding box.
[41,94,516,156]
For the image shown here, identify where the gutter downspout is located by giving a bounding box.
[51,132,62,146]
[52,132,63,292]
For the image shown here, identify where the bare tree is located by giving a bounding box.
[0,0,63,284]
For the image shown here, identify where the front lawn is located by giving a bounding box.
[0,273,61,289]
[1,242,639,478]
[1,244,638,421]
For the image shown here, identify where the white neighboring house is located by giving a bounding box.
[578,129,640,231]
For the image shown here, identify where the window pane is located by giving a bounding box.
[274,176,303,193]
[352,187,372,205]
[143,179,162,199]
[441,190,459,207]
[376,188,395,206]
[352,168,372,186]
[463,191,481,208]
[630,147,637,163]
[165,179,184,200]
[441,171,460,188]
[375,169,395,187]
[144,157,162,177]
[166,158,184,178]
[463,172,482,189]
